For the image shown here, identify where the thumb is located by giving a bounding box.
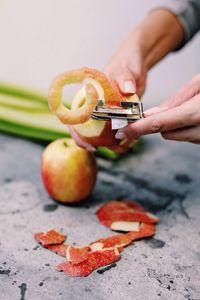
[115,70,136,95]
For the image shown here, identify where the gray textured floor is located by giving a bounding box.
[0,133,200,300]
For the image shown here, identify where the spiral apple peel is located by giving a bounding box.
[48,68,140,146]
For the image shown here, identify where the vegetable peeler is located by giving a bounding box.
[91,99,144,129]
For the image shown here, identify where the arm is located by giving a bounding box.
[105,0,200,96]
[104,8,184,96]
[127,9,185,70]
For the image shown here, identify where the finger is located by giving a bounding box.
[136,75,146,97]
[161,126,200,143]
[145,76,200,117]
[115,101,196,140]
[68,126,96,151]
[105,67,136,95]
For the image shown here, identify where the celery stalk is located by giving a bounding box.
[131,138,144,154]
[0,119,121,159]
[0,82,70,109]
[0,94,48,112]
[0,82,48,104]
[96,147,120,160]
[0,106,68,133]
[0,120,68,141]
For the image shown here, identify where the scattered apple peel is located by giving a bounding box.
[66,246,90,264]
[96,200,159,229]
[57,248,120,277]
[34,230,66,246]
[46,243,69,257]
[34,200,159,277]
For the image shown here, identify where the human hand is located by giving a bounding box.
[68,125,138,153]
[68,125,96,151]
[115,74,200,144]
[102,34,147,152]
[69,50,144,153]
[104,41,147,97]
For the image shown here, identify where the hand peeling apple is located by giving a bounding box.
[48,67,140,146]
[34,200,159,277]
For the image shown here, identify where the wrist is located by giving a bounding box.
[128,9,184,70]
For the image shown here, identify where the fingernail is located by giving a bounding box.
[115,131,127,140]
[124,81,136,94]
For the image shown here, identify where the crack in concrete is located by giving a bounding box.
[18,283,27,300]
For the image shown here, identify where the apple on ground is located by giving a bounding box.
[41,138,97,203]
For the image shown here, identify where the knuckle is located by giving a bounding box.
[151,119,161,132]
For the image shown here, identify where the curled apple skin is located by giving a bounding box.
[48,67,140,146]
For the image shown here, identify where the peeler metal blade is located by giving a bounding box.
[91,100,143,129]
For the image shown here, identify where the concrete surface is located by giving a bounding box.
[0,133,200,300]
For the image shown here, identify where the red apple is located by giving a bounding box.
[41,138,97,203]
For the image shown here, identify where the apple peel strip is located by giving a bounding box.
[34,200,159,277]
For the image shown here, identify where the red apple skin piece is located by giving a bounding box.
[126,223,155,241]
[57,249,120,277]
[34,230,66,246]
[88,249,120,269]
[96,200,159,228]
[45,244,68,257]
[97,211,158,227]
[66,246,90,264]
[41,138,97,204]
[96,200,145,223]
[96,200,147,216]
[57,260,93,277]
[105,211,159,224]
[91,233,133,249]
[117,247,124,253]
[34,233,44,243]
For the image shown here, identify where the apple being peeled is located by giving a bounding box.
[71,83,140,147]
[41,138,97,203]
[48,67,140,147]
